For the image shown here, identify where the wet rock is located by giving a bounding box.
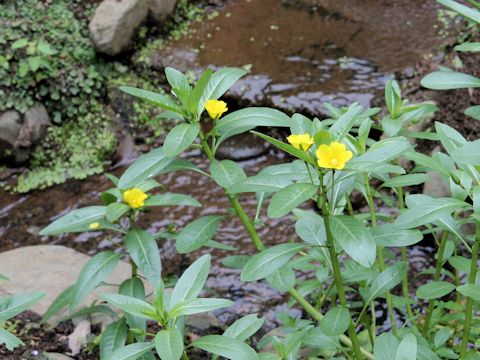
[68,319,91,355]
[423,171,451,198]
[148,0,178,21]
[44,354,75,360]
[216,133,269,160]
[0,110,22,157]
[14,104,51,163]
[89,0,149,56]
[0,245,132,323]
[186,312,224,331]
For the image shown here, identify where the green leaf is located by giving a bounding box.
[100,293,157,320]
[266,266,296,292]
[465,105,480,120]
[163,123,199,157]
[328,103,363,141]
[227,174,292,193]
[252,131,316,165]
[0,327,23,351]
[374,333,399,360]
[223,314,265,341]
[39,206,106,235]
[119,278,146,341]
[215,108,290,142]
[28,56,42,71]
[170,254,211,309]
[42,286,74,323]
[144,193,201,207]
[198,67,247,114]
[168,298,233,317]
[190,68,213,115]
[395,195,468,229]
[193,335,258,360]
[241,243,305,281]
[365,263,406,306]
[106,203,130,223]
[0,292,45,322]
[385,80,403,118]
[100,319,128,359]
[70,251,120,310]
[455,42,480,52]
[125,229,161,286]
[210,160,247,189]
[452,139,480,165]
[404,151,450,177]
[154,328,184,360]
[395,334,417,360]
[165,67,192,106]
[456,284,480,301]
[421,71,480,90]
[381,174,429,188]
[37,40,57,55]
[371,225,423,247]
[356,137,412,163]
[120,86,183,114]
[438,0,480,23]
[319,306,351,336]
[294,210,326,246]
[329,216,376,268]
[104,342,154,360]
[416,281,455,299]
[267,183,317,218]
[176,216,223,254]
[0,274,8,281]
[118,148,173,189]
[11,38,29,49]
[18,61,29,77]
[345,160,405,175]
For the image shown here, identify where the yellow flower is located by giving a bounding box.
[205,99,228,120]
[123,188,148,208]
[316,141,352,170]
[287,133,314,152]
[89,222,101,230]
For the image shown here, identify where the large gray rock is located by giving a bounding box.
[0,110,22,157]
[0,245,132,322]
[148,0,177,21]
[14,104,51,162]
[89,0,149,56]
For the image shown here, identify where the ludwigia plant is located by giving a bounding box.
[0,275,45,351]
[37,55,479,359]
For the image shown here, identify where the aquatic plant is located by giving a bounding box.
[35,61,480,359]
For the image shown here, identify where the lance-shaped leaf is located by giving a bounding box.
[106,203,130,223]
[210,160,247,189]
[227,174,292,193]
[176,216,223,254]
[39,206,106,235]
[395,334,417,360]
[319,306,351,336]
[329,216,376,268]
[215,108,290,142]
[145,193,201,207]
[193,335,258,360]
[120,86,183,114]
[267,183,317,218]
[70,251,120,310]
[119,278,146,341]
[163,123,200,157]
[364,262,406,306]
[125,229,162,286]
[118,148,173,189]
[100,319,128,359]
[0,292,45,322]
[104,342,154,360]
[371,224,423,247]
[0,328,23,351]
[416,281,455,300]
[223,314,265,341]
[168,298,233,318]
[154,328,184,360]
[100,293,157,320]
[169,254,211,309]
[241,243,305,281]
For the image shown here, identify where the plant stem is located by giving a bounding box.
[198,130,374,359]
[320,174,364,360]
[396,185,414,320]
[423,231,449,337]
[459,224,480,357]
[181,351,190,360]
[364,174,398,337]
